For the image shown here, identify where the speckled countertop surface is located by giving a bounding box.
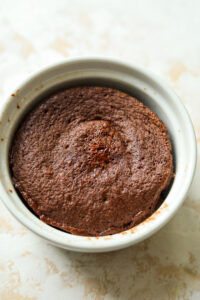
[0,0,200,299]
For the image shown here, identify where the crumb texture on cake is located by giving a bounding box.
[9,86,173,236]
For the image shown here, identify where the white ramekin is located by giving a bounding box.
[0,57,196,252]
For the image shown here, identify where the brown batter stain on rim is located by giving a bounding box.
[130,227,137,234]
[103,236,112,240]
[17,104,20,109]
[9,189,13,193]
[144,211,161,223]
[121,231,128,235]
[35,84,44,92]
[11,93,15,97]
[1,138,4,141]
[129,203,168,234]
[141,203,168,224]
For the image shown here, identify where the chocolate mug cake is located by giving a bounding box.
[9,86,173,236]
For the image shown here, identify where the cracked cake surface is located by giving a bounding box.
[9,86,173,236]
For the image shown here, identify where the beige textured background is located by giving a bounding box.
[0,0,200,299]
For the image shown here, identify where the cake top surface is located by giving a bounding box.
[9,86,173,236]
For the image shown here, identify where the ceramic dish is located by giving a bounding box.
[0,57,196,252]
